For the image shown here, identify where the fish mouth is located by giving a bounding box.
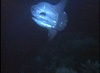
[32,15,48,23]
[32,16,46,23]
[32,16,52,28]
[32,16,46,24]
[32,15,37,19]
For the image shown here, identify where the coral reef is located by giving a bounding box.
[56,67,77,73]
[80,60,99,73]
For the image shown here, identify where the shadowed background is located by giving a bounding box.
[1,0,99,73]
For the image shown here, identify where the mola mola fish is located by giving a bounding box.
[31,0,68,41]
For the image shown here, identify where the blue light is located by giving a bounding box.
[31,0,68,40]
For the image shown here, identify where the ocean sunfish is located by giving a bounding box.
[31,0,68,41]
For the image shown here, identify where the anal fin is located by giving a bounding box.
[48,29,57,41]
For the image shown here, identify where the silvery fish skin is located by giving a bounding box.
[31,0,68,41]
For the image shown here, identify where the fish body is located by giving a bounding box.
[31,0,68,40]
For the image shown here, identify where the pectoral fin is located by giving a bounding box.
[48,29,57,41]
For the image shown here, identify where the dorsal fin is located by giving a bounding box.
[55,0,67,11]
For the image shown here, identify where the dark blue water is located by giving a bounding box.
[1,0,99,73]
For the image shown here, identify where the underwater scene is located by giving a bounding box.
[1,0,99,73]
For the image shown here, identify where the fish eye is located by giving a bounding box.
[40,12,46,16]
